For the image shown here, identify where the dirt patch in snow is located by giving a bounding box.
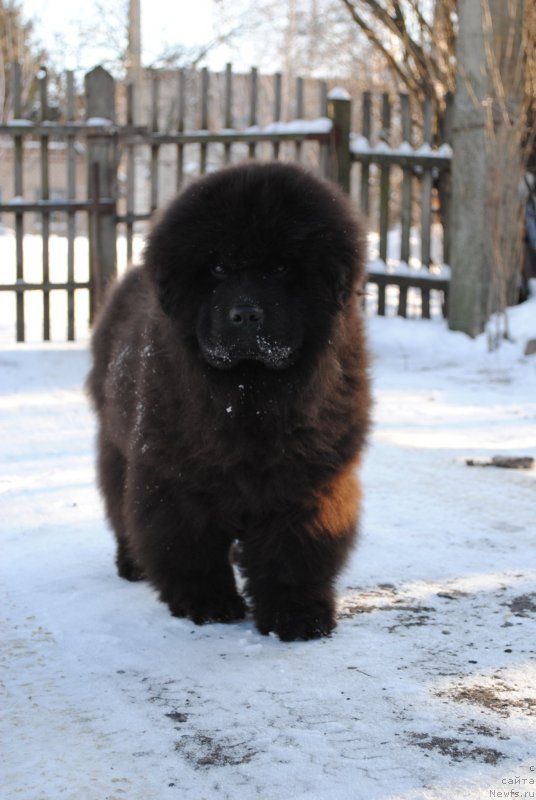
[408,733,505,765]
[338,583,435,629]
[506,593,536,617]
[437,681,536,718]
[174,732,257,769]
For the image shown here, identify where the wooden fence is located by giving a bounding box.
[0,64,452,342]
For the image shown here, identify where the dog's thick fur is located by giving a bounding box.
[87,162,370,641]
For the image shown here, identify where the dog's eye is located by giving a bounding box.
[211,264,228,279]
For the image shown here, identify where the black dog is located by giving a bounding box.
[87,161,370,641]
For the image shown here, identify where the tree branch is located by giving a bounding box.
[339,0,422,98]
[407,0,434,39]
[339,0,455,107]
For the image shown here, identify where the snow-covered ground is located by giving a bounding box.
[2,288,536,800]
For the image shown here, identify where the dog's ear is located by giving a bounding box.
[331,258,356,308]
[144,226,180,316]
[335,275,349,307]
[142,244,178,315]
[155,273,177,316]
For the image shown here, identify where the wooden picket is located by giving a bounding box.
[350,90,451,319]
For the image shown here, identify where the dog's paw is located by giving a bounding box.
[254,600,335,641]
[168,591,247,625]
[116,553,146,582]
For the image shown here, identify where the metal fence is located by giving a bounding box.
[0,63,452,343]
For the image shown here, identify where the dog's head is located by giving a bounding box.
[146,162,363,375]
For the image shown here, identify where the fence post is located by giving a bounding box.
[84,66,117,320]
[327,88,352,193]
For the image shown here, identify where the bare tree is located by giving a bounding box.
[481,0,535,343]
[337,0,457,113]
[0,0,46,121]
[41,0,241,79]
[447,0,532,339]
[214,0,382,84]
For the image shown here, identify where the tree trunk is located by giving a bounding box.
[448,0,526,338]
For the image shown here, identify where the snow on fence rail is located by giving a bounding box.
[0,63,452,342]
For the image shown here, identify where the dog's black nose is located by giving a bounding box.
[229,305,264,327]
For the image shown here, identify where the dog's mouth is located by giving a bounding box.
[200,337,299,370]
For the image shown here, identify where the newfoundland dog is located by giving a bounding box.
[87,161,370,641]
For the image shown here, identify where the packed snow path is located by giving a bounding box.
[2,308,536,800]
